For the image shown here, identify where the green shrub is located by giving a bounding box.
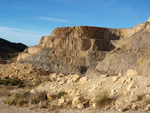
[0,77,25,87]
[0,78,10,85]
[56,91,67,99]
[37,91,47,100]
[0,79,4,85]
[6,93,27,106]
[5,91,48,106]
[4,78,11,85]
[30,91,47,104]
[30,98,40,104]
[4,76,9,79]
[10,77,24,87]
[6,97,17,105]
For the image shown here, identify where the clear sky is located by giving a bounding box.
[0,0,150,46]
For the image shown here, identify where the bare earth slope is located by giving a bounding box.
[17,19,150,76]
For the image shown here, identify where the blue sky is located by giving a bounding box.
[0,0,150,46]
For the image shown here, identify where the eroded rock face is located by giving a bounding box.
[96,22,150,76]
[17,19,150,76]
[147,17,150,22]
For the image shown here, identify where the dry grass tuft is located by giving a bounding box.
[0,86,11,97]
[94,90,111,108]
[6,93,27,106]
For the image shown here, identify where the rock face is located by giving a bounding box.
[17,18,150,76]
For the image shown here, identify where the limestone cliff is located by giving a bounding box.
[17,19,150,76]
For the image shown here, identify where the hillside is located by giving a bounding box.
[1,19,150,113]
[17,18,150,76]
[0,38,27,60]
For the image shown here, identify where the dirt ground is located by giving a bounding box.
[0,98,145,113]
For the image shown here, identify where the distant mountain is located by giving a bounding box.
[0,38,27,60]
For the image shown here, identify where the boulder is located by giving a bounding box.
[126,69,138,76]
[144,104,150,111]
[92,102,98,109]
[50,73,57,80]
[77,103,84,109]
[47,93,56,101]
[72,96,84,108]
[80,77,88,84]
[58,97,65,106]
[72,74,80,82]
[127,83,134,92]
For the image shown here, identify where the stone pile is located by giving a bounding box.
[0,62,50,84]
[29,69,150,112]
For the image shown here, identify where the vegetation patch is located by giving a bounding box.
[30,91,47,104]
[6,93,27,106]
[30,98,40,104]
[0,86,11,97]
[94,90,111,108]
[56,91,67,99]
[0,77,25,87]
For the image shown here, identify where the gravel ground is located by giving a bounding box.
[0,98,145,113]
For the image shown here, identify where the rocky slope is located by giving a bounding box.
[0,63,149,112]
[0,62,50,84]
[17,18,150,76]
[0,38,27,61]
[30,70,150,112]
